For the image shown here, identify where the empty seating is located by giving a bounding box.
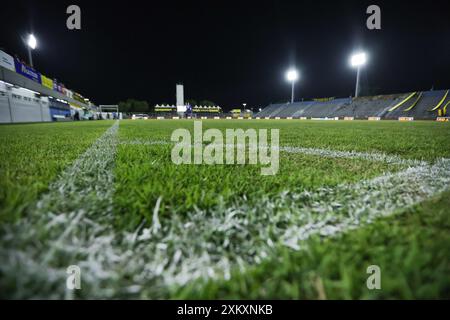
[256,90,448,120]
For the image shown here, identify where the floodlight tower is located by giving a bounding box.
[350,52,367,98]
[285,69,299,103]
[25,34,37,68]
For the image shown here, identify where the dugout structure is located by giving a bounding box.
[99,105,119,113]
[99,105,121,119]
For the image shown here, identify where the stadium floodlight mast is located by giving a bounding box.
[350,51,367,98]
[285,68,299,103]
[25,34,37,68]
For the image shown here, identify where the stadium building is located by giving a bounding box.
[0,49,101,123]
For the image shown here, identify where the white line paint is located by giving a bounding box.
[0,121,119,298]
[120,139,426,166]
[1,128,449,298]
[118,157,450,289]
[280,146,426,166]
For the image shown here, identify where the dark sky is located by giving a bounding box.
[1,0,449,110]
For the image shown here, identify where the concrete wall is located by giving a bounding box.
[0,81,53,123]
[0,87,12,123]
[40,96,52,122]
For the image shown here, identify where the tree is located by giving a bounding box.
[185,99,197,106]
[118,100,131,112]
[199,100,216,106]
[131,100,149,112]
[118,99,149,112]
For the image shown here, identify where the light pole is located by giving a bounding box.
[26,34,37,68]
[285,69,299,103]
[350,52,367,98]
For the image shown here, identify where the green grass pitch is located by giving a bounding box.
[0,119,449,299]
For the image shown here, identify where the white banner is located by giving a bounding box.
[0,50,15,71]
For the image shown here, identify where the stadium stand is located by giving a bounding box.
[256,103,287,117]
[336,94,405,119]
[0,49,99,123]
[293,98,352,118]
[383,90,448,119]
[257,90,449,120]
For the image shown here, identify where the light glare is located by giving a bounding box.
[27,34,37,49]
[286,69,298,82]
[350,52,367,67]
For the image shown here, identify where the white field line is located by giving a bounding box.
[124,158,450,289]
[120,139,426,166]
[1,129,449,298]
[280,146,426,167]
[0,120,119,299]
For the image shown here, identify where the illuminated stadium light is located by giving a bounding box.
[285,69,299,82]
[350,52,367,67]
[27,34,37,49]
[349,51,367,97]
[23,34,38,68]
[285,68,299,103]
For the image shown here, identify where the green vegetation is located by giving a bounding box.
[119,119,450,160]
[118,99,150,113]
[116,121,402,228]
[175,191,450,299]
[0,121,114,222]
[0,119,449,299]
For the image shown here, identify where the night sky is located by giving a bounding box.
[1,0,449,110]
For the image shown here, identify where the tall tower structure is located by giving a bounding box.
[176,84,184,107]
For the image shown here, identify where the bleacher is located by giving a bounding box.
[256,90,449,120]
[381,90,449,120]
[291,98,352,118]
[256,103,287,117]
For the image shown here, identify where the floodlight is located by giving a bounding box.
[27,34,37,49]
[349,51,367,97]
[350,52,366,67]
[286,69,298,82]
[285,68,299,103]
